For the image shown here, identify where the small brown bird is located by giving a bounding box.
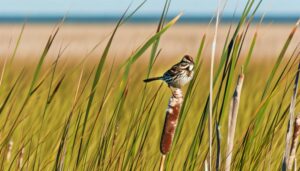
[143,55,194,88]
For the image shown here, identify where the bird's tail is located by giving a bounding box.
[143,76,163,83]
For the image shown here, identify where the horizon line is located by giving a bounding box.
[0,15,298,24]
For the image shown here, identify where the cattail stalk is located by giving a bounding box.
[288,115,300,169]
[283,61,300,171]
[159,155,166,171]
[159,88,183,170]
[225,70,244,171]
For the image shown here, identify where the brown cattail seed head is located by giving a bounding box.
[160,88,183,154]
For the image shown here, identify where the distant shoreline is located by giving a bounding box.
[0,15,298,24]
[0,24,298,59]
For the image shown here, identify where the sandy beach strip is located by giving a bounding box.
[0,23,298,60]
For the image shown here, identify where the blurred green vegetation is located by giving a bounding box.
[0,0,299,170]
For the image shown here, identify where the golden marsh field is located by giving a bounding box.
[0,6,299,171]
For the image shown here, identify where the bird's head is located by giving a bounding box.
[181,55,194,64]
[181,55,194,71]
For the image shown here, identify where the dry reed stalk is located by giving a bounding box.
[205,159,209,171]
[209,0,221,169]
[288,114,300,170]
[159,88,183,170]
[225,70,244,171]
[6,140,13,162]
[283,61,300,171]
[18,146,25,170]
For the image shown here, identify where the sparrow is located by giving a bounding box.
[143,55,194,88]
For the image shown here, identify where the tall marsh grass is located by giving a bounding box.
[0,0,299,170]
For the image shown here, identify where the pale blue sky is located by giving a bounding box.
[0,0,299,17]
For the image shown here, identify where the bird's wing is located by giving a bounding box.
[163,64,182,81]
[165,65,180,76]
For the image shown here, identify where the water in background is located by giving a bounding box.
[0,15,298,23]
